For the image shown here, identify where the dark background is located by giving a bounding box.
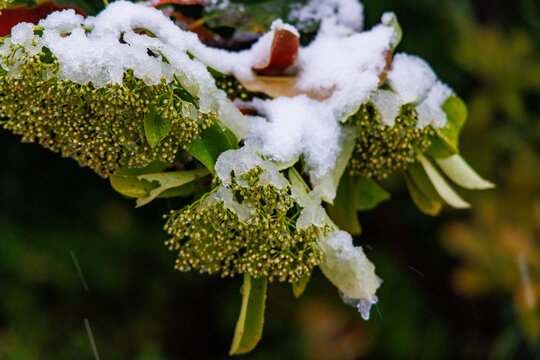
[1,0,540,358]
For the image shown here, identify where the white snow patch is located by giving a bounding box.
[214,140,289,189]
[248,95,342,180]
[387,53,437,104]
[416,81,453,128]
[289,0,364,36]
[199,186,257,224]
[369,89,402,126]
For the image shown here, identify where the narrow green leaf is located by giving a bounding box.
[136,168,210,207]
[403,170,442,216]
[186,122,238,174]
[292,273,311,299]
[230,274,267,356]
[417,152,470,209]
[144,105,171,148]
[356,177,391,211]
[425,95,468,158]
[288,167,310,200]
[434,154,495,190]
[327,173,362,235]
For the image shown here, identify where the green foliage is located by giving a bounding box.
[356,176,391,211]
[144,106,172,149]
[164,167,324,283]
[348,103,433,179]
[327,173,362,235]
[0,48,216,177]
[404,163,443,216]
[186,123,239,174]
[230,274,267,355]
[416,152,470,209]
[204,0,307,33]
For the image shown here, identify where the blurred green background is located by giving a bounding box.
[1,0,540,358]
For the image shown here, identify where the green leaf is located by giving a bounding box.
[292,273,311,298]
[205,0,305,33]
[403,170,442,216]
[144,105,171,148]
[356,177,391,211]
[186,122,238,174]
[109,173,205,201]
[425,95,468,158]
[230,274,267,355]
[327,173,361,235]
[288,167,310,199]
[110,175,156,199]
[417,152,470,209]
[434,154,495,190]
[136,168,210,207]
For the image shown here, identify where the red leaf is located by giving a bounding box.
[0,2,86,37]
[151,0,206,8]
[253,29,299,76]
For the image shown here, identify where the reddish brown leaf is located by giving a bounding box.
[377,49,394,86]
[0,2,86,37]
[238,107,258,116]
[254,29,299,76]
[151,0,206,8]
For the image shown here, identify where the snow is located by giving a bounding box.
[416,81,453,128]
[318,230,381,318]
[214,140,289,190]
[387,53,437,104]
[199,186,257,224]
[294,21,394,104]
[248,95,341,180]
[0,0,463,321]
[369,89,402,126]
[4,2,250,138]
[289,0,364,36]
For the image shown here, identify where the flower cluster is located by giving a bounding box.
[0,0,494,353]
[0,46,216,177]
[164,166,325,283]
[348,103,433,179]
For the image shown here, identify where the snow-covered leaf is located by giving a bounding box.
[426,95,468,158]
